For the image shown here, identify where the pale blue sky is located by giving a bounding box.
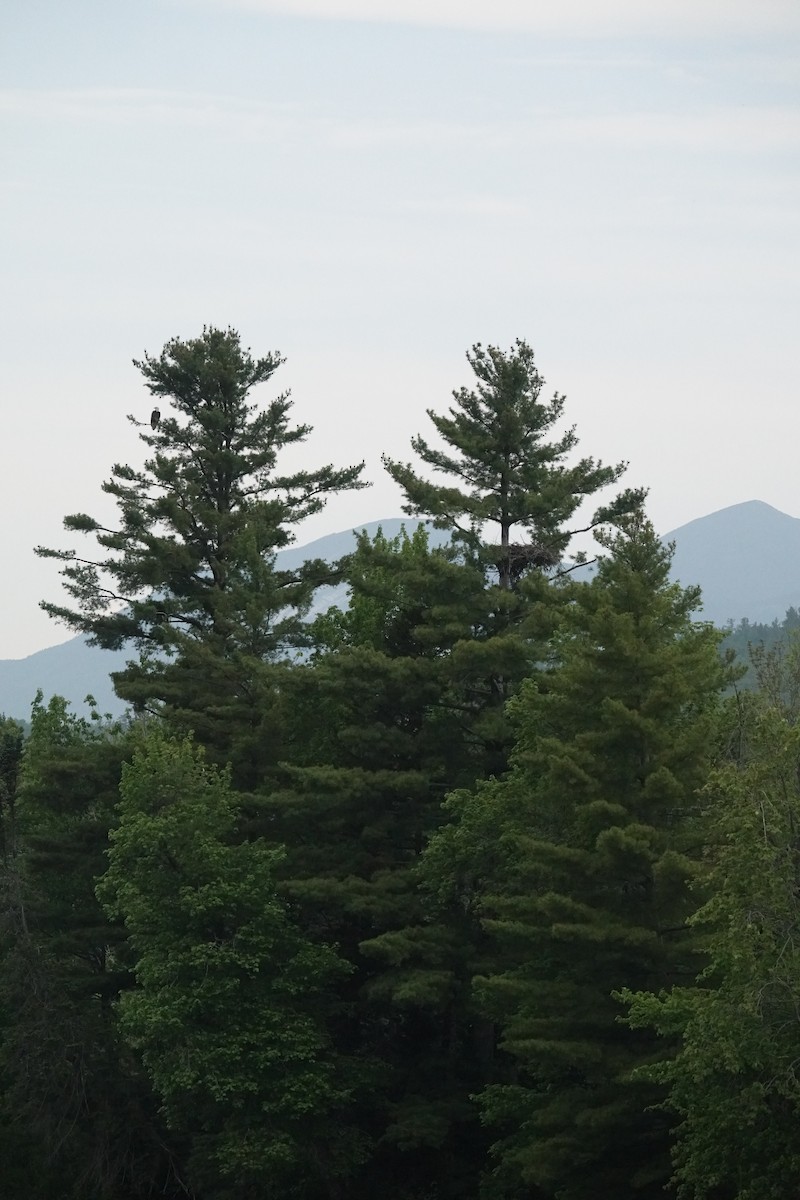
[2,0,799,656]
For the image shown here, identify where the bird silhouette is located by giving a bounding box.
[150,407,161,430]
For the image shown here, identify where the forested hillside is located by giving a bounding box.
[2,329,799,1199]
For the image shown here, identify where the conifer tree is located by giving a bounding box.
[383,339,643,588]
[36,327,366,778]
[622,646,800,1200]
[382,340,644,769]
[426,517,727,1199]
[267,345,645,1195]
[267,526,488,1198]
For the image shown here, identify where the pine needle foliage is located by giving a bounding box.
[622,659,800,1200]
[426,517,727,1200]
[383,340,644,587]
[36,328,367,772]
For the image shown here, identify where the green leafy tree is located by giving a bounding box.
[622,659,800,1200]
[36,327,366,780]
[98,733,364,1199]
[426,517,727,1200]
[0,697,183,1199]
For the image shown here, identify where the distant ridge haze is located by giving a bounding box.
[2,500,799,720]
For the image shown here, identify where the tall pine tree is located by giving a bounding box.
[383,339,642,588]
[623,642,800,1200]
[267,344,644,1196]
[36,327,366,781]
[382,339,644,771]
[426,516,727,1199]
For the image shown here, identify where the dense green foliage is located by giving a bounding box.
[35,326,366,785]
[424,518,726,1199]
[2,330,792,1199]
[0,697,182,1198]
[720,607,800,690]
[382,339,643,584]
[99,734,362,1199]
[622,642,800,1200]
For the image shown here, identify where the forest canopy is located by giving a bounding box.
[1,328,795,1200]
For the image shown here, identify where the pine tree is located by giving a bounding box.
[383,339,643,588]
[267,338,645,1197]
[382,339,644,773]
[265,526,488,1198]
[36,327,366,780]
[427,517,727,1199]
[622,644,800,1200]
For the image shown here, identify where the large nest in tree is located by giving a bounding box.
[489,541,559,582]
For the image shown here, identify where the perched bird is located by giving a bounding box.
[150,407,161,430]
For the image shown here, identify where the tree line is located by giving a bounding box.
[1,327,798,1199]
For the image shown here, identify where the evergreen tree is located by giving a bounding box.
[381,339,645,772]
[36,327,366,780]
[426,517,727,1199]
[267,526,487,1198]
[268,338,645,1196]
[622,645,800,1200]
[383,339,643,588]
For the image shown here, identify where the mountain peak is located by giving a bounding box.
[666,501,800,625]
[664,499,799,540]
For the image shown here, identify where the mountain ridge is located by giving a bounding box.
[3,501,799,720]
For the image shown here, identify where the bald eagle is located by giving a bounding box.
[150,407,161,430]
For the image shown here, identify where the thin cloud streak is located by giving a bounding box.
[3,88,799,157]
[325,108,800,154]
[0,88,302,138]
[179,0,800,37]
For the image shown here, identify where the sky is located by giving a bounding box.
[2,0,799,657]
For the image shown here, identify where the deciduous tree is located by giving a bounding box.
[98,733,364,1199]
[0,698,183,1199]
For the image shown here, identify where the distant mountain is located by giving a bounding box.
[0,637,129,723]
[664,500,800,627]
[3,502,799,721]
